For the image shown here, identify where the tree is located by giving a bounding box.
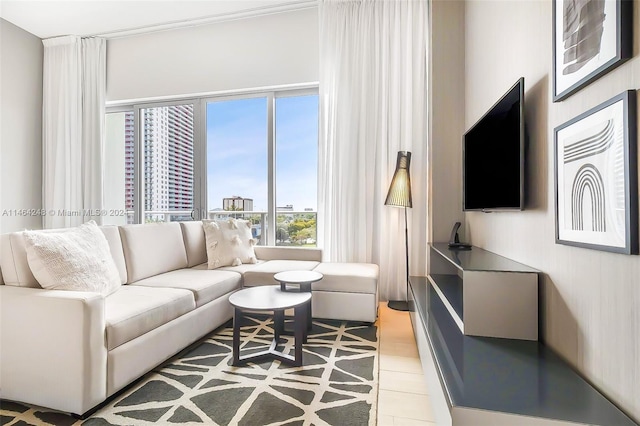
[288,218,316,245]
[292,227,314,244]
[288,218,316,235]
[276,227,289,242]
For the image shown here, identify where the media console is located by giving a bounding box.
[408,243,637,425]
[430,242,538,340]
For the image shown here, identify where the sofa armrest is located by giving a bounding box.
[254,246,323,262]
[0,286,107,415]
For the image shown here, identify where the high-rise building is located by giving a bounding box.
[223,196,253,211]
[124,111,135,211]
[124,105,194,220]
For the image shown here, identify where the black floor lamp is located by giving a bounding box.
[384,151,412,312]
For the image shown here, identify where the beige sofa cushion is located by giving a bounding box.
[131,269,241,307]
[254,246,322,262]
[105,285,195,350]
[216,261,267,274]
[119,223,188,283]
[1,232,40,288]
[0,225,128,288]
[312,262,379,294]
[192,261,267,274]
[179,221,207,267]
[243,260,320,287]
[100,226,128,285]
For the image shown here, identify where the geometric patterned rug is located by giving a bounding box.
[0,316,379,426]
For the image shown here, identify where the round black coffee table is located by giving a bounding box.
[229,285,311,367]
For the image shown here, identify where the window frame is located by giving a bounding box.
[106,85,318,244]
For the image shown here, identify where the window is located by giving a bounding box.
[206,97,268,242]
[275,95,318,246]
[106,87,318,241]
[105,110,135,225]
[205,91,318,246]
[138,103,196,223]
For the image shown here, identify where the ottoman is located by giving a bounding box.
[311,262,379,323]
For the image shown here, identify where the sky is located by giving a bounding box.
[206,95,318,212]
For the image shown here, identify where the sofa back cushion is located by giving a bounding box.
[0,225,128,288]
[100,226,128,284]
[1,231,39,287]
[254,246,323,262]
[119,222,188,283]
[179,221,207,267]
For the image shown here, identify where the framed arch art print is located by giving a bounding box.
[554,91,638,254]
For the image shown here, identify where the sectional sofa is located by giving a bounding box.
[0,220,379,416]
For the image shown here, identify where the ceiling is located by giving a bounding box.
[0,0,316,39]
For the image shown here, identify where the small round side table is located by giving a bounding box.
[273,270,323,332]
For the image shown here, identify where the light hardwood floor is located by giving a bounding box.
[376,302,436,425]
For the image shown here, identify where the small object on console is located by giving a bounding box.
[448,222,472,250]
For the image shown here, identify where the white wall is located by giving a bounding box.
[428,0,465,244]
[0,18,43,233]
[106,8,319,102]
[464,1,640,421]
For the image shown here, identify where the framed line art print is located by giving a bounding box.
[554,91,638,254]
[552,0,633,102]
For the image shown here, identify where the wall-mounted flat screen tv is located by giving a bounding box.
[463,77,525,211]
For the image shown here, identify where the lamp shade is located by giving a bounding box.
[385,151,413,208]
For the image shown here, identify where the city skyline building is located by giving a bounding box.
[124,111,134,210]
[124,106,194,220]
[223,196,253,211]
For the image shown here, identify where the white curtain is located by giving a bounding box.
[318,0,429,301]
[42,36,106,229]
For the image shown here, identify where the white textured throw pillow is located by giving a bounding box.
[23,221,121,296]
[203,219,257,270]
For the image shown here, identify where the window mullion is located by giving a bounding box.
[133,106,144,224]
[267,92,276,246]
[197,100,206,220]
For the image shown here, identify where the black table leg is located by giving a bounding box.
[232,307,241,366]
[280,282,313,333]
[274,309,284,343]
[301,282,313,331]
[293,303,306,366]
